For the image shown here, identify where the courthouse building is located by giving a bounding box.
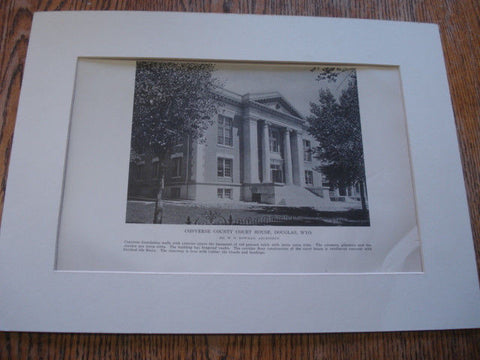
[128,87,363,207]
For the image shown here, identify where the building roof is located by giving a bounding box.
[213,87,305,124]
[247,92,303,118]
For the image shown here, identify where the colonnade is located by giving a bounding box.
[243,118,305,186]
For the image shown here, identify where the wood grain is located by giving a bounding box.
[1,0,479,358]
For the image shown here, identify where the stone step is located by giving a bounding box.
[274,185,333,209]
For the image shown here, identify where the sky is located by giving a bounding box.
[213,62,352,118]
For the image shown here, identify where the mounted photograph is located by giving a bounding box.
[126,61,370,226]
[4,10,479,334]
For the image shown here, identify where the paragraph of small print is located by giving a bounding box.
[123,240,372,255]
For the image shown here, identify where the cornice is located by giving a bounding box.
[211,87,307,128]
[246,100,305,127]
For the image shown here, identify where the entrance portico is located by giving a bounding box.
[241,95,307,203]
[255,121,304,187]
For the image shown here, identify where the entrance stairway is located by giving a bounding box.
[274,185,335,210]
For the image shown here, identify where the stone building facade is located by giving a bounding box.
[128,88,363,207]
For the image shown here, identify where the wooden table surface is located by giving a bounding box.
[0,0,479,359]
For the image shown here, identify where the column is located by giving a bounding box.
[242,118,260,183]
[283,128,293,185]
[291,130,305,187]
[193,139,205,182]
[262,121,271,183]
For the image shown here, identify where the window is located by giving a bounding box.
[303,139,312,161]
[151,160,160,179]
[224,189,232,199]
[171,187,181,198]
[217,115,233,146]
[217,158,232,179]
[269,128,281,153]
[134,163,144,180]
[217,188,233,199]
[174,137,183,147]
[172,157,182,177]
[305,170,313,185]
[270,163,284,183]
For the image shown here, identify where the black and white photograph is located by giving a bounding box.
[126,61,370,226]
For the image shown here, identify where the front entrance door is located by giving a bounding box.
[270,163,284,183]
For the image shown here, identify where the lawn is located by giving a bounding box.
[126,200,370,226]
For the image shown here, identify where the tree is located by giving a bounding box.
[131,61,219,155]
[307,68,368,212]
[130,61,219,222]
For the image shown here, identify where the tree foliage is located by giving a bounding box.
[310,66,346,83]
[307,69,366,192]
[131,61,219,157]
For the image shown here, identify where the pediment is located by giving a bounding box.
[249,92,303,119]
